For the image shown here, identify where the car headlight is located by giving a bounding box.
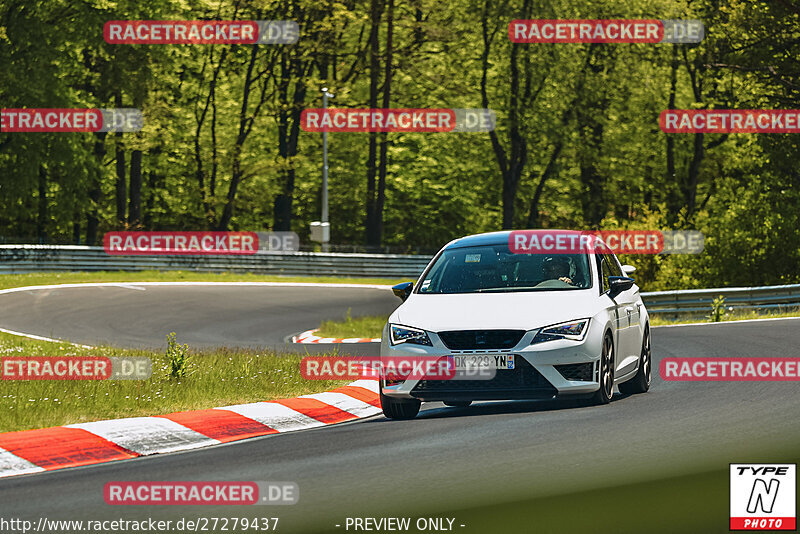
[531,319,590,344]
[389,324,433,346]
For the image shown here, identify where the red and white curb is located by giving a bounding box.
[291,328,381,344]
[0,379,380,479]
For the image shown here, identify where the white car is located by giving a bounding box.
[379,230,651,419]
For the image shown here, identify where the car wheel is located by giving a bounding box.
[443,401,472,408]
[380,390,421,420]
[619,325,651,395]
[589,333,614,405]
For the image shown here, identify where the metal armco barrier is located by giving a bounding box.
[0,245,432,279]
[640,284,800,316]
[1,245,799,316]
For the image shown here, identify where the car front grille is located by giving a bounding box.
[555,362,594,382]
[437,329,525,350]
[411,356,556,400]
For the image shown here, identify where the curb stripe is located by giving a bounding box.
[0,446,46,477]
[66,417,220,455]
[0,427,136,470]
[0,379,380,479]
[158,409,278,443]
[218,402,325,433]
[272,398,358,424]
[299,392,380,419]
[292,329,381,344]
[332,386,382,408]
[347,379,380,393]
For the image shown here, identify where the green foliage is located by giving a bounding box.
[164,332,192,380]
[707,296,728,323]
[0,330,346,432]
[1,0,798,288]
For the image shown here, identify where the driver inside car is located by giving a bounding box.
[542,256,574,285]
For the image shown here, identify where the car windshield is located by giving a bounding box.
[417,245,593,294]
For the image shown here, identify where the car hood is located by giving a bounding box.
[391,290,604,332]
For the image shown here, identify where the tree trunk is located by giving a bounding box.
[365,0,384,246]
[480,1,528,230]
[375,0,394,247]
[220,42,274,230]
[144,171,154,230]
[575,45,614,227]
[665,45,679,226]
[526,142,562,228]
[86,132,106,245]
[128,149,142,228]
[72,208,81,245]
[115,141,126,225]
[114,92,126,226]
[37,165,47,243]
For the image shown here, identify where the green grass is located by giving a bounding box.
[316,310,388,339]
[0,331,346,432]
[0,271,405,291]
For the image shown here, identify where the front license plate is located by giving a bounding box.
[453,354,515,370]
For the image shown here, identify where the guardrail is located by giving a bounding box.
[0,245,432,279]
[640,284,800,317]
[2,245,799,317]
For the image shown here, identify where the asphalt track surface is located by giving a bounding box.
[0,283,399,352]
[1,284,799,533]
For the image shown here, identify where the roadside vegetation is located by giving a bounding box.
[3,2,800,293]
[0,331,345,433]
[316,309,387,339]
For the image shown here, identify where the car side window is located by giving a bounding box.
[598,255,611,293]
[604,254,623,277]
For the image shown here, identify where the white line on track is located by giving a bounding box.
[0,327,95,348]
[0,281,393,296]
[0,281,393,346]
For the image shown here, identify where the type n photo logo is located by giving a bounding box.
[730,464,796,530]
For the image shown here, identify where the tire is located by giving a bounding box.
[443,401,472,408]
[619,325,651,395]
[589,333,615,405]
[380,390,421,420]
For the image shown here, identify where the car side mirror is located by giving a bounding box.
[608,276,635,300]
[392,282,414,301]
[622,264,636,276]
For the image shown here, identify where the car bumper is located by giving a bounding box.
[380,321,605,401]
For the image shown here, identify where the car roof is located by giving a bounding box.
[443,230,586,250]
